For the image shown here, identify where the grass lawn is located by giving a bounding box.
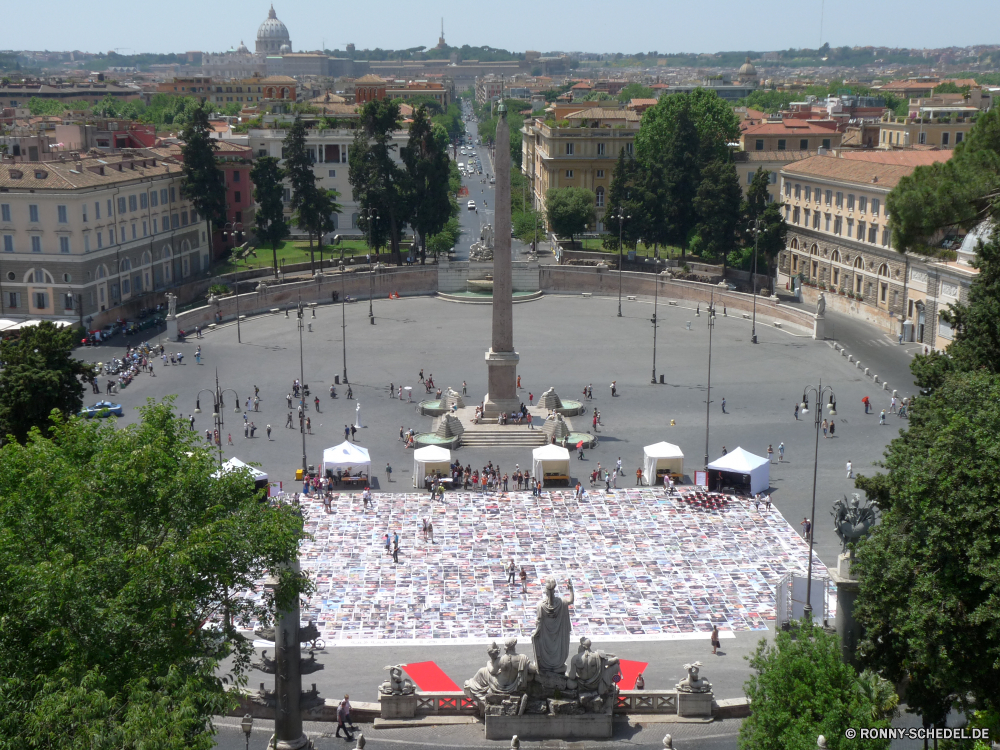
[576,239,686,259]
[214,240,372,274]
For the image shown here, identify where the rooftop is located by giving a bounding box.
[781,154,936,190]
[0,154,179,190]
[742,120,840,136]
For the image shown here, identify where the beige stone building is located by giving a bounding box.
[741,119,842,152]
[733,150,811,202]
[0,154,205,322]
[776,150,976,348]
[878,108,976,149]
[521,107,639,230]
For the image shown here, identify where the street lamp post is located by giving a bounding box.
[296,295,308,483]
[613,210,630,317]
[240,714,253,750]
[194,368,240,467]
[224,222,244,343]
[361,208,378,325]
[651,261,660,384]
[749,217,761,344]
[704,292,716,469]
[799,379,837,623]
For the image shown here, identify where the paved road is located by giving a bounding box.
[452,103,537,262]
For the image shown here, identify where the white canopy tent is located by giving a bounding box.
[322,441,371,477]
[706,447,770,494]
[642,442,685,485]
[212,457,269,490]
[412,445,452,487]
[532,444,571,486]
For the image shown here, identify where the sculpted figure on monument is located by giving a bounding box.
[531,578,574,677]
[166,292,177,319]
[815,292,826,317]
[567,637,621,712]
[379,665,415,695]
[464,639,535,703]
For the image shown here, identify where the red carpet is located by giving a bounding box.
[618,659,648,690]
[402,661,461,692]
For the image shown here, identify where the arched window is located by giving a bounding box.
[141,250,151,265]
[595,186,605,208]
[24,268,54,284]
[810,243,819,255]
[878,263,890,278]
[180,239,191,253]
[854,256,864,270]
[96,264,107,280]
[790,238,798,250]
[119,258,131,272]
[162,244,172,259]
[831,250,841,263]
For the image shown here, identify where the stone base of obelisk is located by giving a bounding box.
[482,348,520,418]
[484,700,613,740]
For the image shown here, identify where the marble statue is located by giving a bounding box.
[379,665,415,695]
[676,662,712,693]
[464,639,535,703]
[815,292,826,317]
[354,401,362,429]
[567,637,621,712]
[531,578,574,677]
[166,292,177,319]
[831,493,879,553]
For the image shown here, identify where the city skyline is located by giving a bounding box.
[3,0,998,59]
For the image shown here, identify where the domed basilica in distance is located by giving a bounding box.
[201,5,294,79]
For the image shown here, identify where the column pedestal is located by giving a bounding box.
[166,316,179,342]
[483,348,520,418]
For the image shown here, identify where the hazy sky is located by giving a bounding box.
[9,0,1000,56]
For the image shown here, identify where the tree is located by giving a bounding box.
[741,168,788,278]
[545,187,596,246]
[0,322,94,444]
[348,99,411,265]
[249,156,289,278]
[739,619,892,750]
[0,400,309,747]
[180,104,227,264]
[616,82,654,103]
[635,88,741,168]
[886,107,1000,255]
[692,156,742,267]
[602,148,643,252]
[657,100,702,257]
[282,117,318,271]
[295,188,342,269]
[853,368,1000,728]
[402,106,452,264]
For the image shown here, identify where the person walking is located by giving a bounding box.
[507,558,517,585]
[822,419,828,438]
[189,414,196,431]
[350,424,357,440]
[636,467,643,486]
[829,420,835,437]
[794,403,799,420]
[767,444,774,463]
[314,396,320,413]
[287,393,293,409]
[386,462,393,482]
[846,460,853,479]
[266,424,272,440]
[863,396,870,414]
[890,395,898,414]
[527,412,534,430]
[519,566,528,593]
[778,442,785,462]
[384,533,391,556]
[389,382,395,399]
[879,409,887,425]
[244,422,249,439]
[610,381,617,397]
[462,380,467,396]
[285,411,293,429]
[227,433,233,445]
[305,417,312,434]
[711,625,721,655]
[336,695,354,741]
[344,425,350,440]
[427,520,434,544]
[721,397,727,414]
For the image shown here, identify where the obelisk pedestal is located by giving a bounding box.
[482,101,520,419]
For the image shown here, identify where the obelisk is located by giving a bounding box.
[483,101,519,419]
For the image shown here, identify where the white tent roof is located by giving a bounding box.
[707,447,768,473]
[643,441,684,459]
[413,445,451,462]
[322,441,371,469]
[532,444,571,461]
[212,457,268,482]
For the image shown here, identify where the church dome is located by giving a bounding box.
[279,44,291,54]
[738,56,757,79]
[256,5,291,54]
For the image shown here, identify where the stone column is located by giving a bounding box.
[273,561,309,749]
[483,102,519,418]
[828,552,861,667]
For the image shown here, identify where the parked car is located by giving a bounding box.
[467,200,476,210]
[80,401,124,418]
[101,323,118,338]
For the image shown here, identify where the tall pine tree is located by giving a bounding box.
[282,117,325,274]
[249,156,288,278]
[402,106,452,264]
[348,99,411,266]
[180,105,226,263]
[692,155,742,270]
[741,167,788,280]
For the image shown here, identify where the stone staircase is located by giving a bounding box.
[458,427,548,448]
